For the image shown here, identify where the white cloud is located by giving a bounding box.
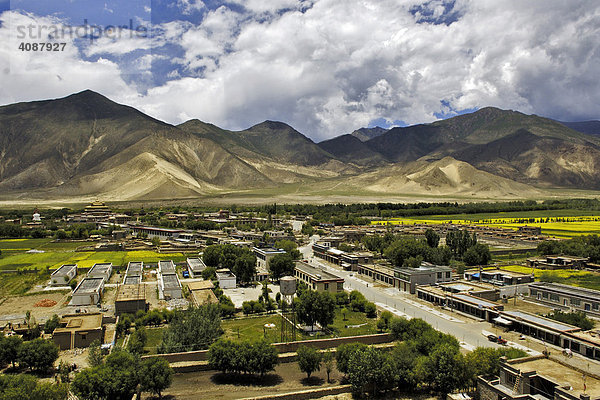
[1,1,599,141]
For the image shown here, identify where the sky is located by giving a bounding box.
[0,0,599,141]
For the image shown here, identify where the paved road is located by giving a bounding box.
[299,238,501,350]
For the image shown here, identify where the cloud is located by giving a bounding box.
[0,0,599,141]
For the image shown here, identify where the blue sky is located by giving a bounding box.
[1,0,599,140]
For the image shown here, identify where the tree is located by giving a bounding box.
[322,349,335,383]
[58,360,71,384]
[249,340,279,377]
[43,314,60,334]
[208,340,278,376]
[232,251,257,284]
[425,229,440,248]
[159,304,222,353]
[127,326,148,354]
[0,374,68,400]
[201,266,217,281]
[364,302,377,318]
[295,290,335,329]
[301,223,314,236]
[88,339,104,367]
[202,245,222,267]
[18,338,59,372]
[347,346,395,397]
[0,335,23,368]
[418,343,465,395]
[335,342,367,374]
[274,240,301,259]
[463,243,492,266]
[297,346,322,378]
[341,307,349,321]
[268,254,295,280]
[140,357,173,399]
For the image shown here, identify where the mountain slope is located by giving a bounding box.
[317,134,387,166]
[558,120,600,136]
[350,127,388,142]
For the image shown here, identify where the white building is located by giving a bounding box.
[50,264,77,286]
[87,263,112,281]
[71,277,104,306]
[216,268,236,289]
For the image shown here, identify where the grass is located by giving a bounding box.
[328,309,378,337]
[0,273,47,298]
[144,327,166,354]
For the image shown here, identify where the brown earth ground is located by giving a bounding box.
[0,291,69,322]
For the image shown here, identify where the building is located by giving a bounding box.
[312,243,373,270]
[87,263,112,281]
[357,263,397,286]
[50,264,77,286]
[394,264,453,294]
[158,260,176,275]
[517,225,542,235]
[417,285,504,321]
[294,261,345,293]
[130,225,185,240]
[123,261,143,284]
[159,273,182,300]
[464,268,534,286]
[186,258,207,278]
[528,282,600,316]
[52,313,104,350]
[71,277,105,305]
[186,280,218,307]
[216,269,236,289]
[115,284,148,316]
[478,355,600,400]
[253,247,286,270]
[527,255,589,270]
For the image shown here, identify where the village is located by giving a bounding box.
[0,201,599,399]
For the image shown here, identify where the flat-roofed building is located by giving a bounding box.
[186,258,207,278]
[159,273,182,300]
[130,225,184,240]
[123,261,143,284]
[394,264,453,294]
[529,282,600,316]
[186,280,218,307]
[216,269,236,289]
[115,284,148,316]
[357,263,397,286]
[478,355,600,400]
[87,263,112,281]
[253,247,286,270]
[417,285,504,321]
[50,264,77,286]
[294,261,344,293]
[158,260,176,275]
[52,313,104,350]
[527,255,589,270]
[186,280,214,291]
[464,268,534,286]
[71,277,105,305]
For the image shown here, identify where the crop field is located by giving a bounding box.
[495,265,600,291]
[0,239,189,271]
[372,210,600,238]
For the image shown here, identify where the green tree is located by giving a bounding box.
[463,243,492,266]
[201,266,217,280]
[249,340,279,377]
[295,290,336,329]
[202,245,222,267]
[274,240,301,259]
[18,338,59,372]
[233,250,257,284]
[347,346,395,397]
[297,346,322,378]
[322,349,335,383]
[418,343,465,395]
[0,374,68,400]
[425,229,440,248]
[88,339,104,367]
[43,314,60,334]
[0,335,23,368]
[268,254,295,280]
[159,304,222,353]
[140,357,174,399]
[335,342,367,374]
[127,326,148,354]
[301,223,314,236]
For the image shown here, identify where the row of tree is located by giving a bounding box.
[0,336,58,372]
[208,340,279,376]
[202,244,257,284]
[537,234,600,263]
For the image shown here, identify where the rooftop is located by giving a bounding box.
[52,264,77,276]
[186,258,206,271]
[88,263,112,277]
[216,269,236,279]
[162,273,181,289]
[530,282,600,299]
[191,289,218,305]
[115,284,146,302]
[501,310,579,333]
[253,247,286,255]
[186,280,214,291]
[295,261,344,282]
[510,357,600,398]
[453,293,501,309]
[123,276,141,285]
[395,264,451,275]
[126,262,143,276]
[159,260,176,274]
[479,268,532,277]
[55,313,103,333]
[74,277,104,294]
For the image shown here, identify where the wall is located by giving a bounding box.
[143,333,393,363]
[240,385,352,400]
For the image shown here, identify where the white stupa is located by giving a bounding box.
[32,211,41,222]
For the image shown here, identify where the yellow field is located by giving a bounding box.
[372,216,600,238]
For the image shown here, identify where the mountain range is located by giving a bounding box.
[0,90,599,202]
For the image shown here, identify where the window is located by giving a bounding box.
[570,298,580,306]
[324,283,329,290]
[550,294,559,302]
[446,272,451,278]
[437,272,442,279]
[337,282,344,290]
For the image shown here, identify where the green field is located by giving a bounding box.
[0,273,47,298]
[497,265,600,291]
[144,327,166,354]
[0,239,191,271]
